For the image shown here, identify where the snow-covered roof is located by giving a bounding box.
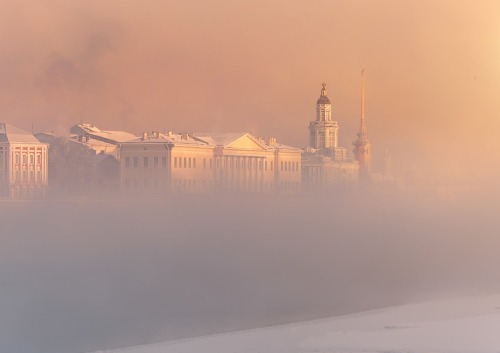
[123,131,301,152]
[122,132,208,147]
[191,132,251,147]
[0,123,42,144]
[70,124,138,144]
[268,142,301,151]
[68,135,118,155]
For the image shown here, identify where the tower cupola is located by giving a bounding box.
[316,82,331,105]
[309,82,339,149]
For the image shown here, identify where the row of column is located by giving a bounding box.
[216,155,269,192]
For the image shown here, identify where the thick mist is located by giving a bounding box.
[1,192,499,353]
[2,0,500,178]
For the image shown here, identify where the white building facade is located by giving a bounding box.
[120,132,301,195]
[0,123,48,198]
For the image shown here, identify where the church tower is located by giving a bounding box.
[353,69,371,174]
[309,83,339,150]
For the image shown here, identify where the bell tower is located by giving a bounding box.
[353,69,371,175]
[309,83,339,150]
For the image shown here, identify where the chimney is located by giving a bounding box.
[142,132,149,140]
[268,137,277,145]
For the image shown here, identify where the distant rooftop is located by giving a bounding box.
[123,131,208,147]
[70,124,138,144]
[192,132,254,147]
[123,131,301,151]
[0,123,41,144]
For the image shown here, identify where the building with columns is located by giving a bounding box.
[0,123,48,198]
[302,83,359,191]
[119,131,301,195]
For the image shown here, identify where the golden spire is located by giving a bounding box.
[359,68,367,139]
[361,69,365,126]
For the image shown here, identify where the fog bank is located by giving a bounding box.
[1,193,499,353]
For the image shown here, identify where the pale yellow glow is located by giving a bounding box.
[1,0,499,182]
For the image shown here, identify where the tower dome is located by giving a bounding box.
[309,82,338,149]
[316,82,331,104]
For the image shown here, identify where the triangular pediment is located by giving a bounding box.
[226,134,268,151]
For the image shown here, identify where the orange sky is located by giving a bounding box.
[1,0,499,177]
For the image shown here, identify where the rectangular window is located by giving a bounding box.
[30,171,34,182]
[174,157,178,168]
[125,157,130,168]
[271,161,273,171]
[15,153,20,164]
[162,157,167,167]
[154,156,159,167]
[30,154,34,165]
[188,158,192,168]
[210,159,212,169]
[203,158,206,169]
[265,160,267,171]
[281,161,283,171]
[23,171,27,182]
[16,170,20,182]
[23,154,27,165]
[144,157,149,168]
[37,171,41,182]
[37,154,41,165]
[184,157,187,168]
[193,158,196,168]
[133,157,138,168]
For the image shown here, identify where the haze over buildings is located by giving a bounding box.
[2,1,500,183]
[3,76,381,198]
[1,1,500,353]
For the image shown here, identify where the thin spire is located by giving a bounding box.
[359,68,367,139]
[361,69,365,125]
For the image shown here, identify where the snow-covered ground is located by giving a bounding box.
[90,294,500,353]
